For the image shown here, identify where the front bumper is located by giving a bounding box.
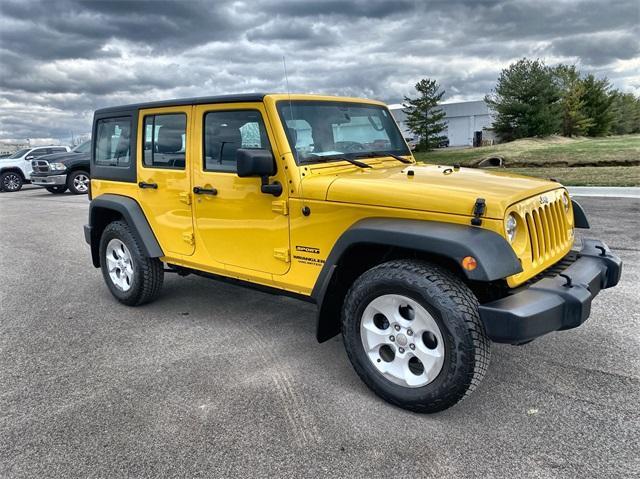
[30,174,67,186]
[479,238,622,344]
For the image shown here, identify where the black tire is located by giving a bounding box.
[46,186,67,194]
[341,260,490,413]
[99,220,164,306]
[0,171,24,192]
[67,170,90,194]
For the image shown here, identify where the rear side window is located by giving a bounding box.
[51,147,67,153]
[30,148,50,158]
[203,110,270,172]
[143,114,186,169]
[95,117,131,167]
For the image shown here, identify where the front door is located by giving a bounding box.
[192,103,290,275]
[137,106,194,256]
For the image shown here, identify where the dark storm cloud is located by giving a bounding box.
[0,0,638,142]
[257,0,416,18]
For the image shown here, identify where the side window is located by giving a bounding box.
[95,117,131,167]
[203,110,270,172]
[51,147,67,153]
[143,114,186,169]
[30,148,49,158]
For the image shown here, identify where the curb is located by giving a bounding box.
[567,187,640,199]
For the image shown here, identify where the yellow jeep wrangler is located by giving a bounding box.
[84,93,622,412]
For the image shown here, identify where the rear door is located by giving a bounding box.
[136,106,195,256]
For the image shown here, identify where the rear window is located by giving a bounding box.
[95,117,131,167]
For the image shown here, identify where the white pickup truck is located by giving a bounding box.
[0,145,70,192]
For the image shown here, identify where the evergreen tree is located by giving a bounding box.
[553,65,593,137]
[403,79,447,151]
[581,74,615,136]
[609,91,640,135]
[485,58,561,140]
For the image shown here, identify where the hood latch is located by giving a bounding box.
[471,198,486,226]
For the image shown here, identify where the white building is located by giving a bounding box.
[0,142,29,157]
[389,100,495,147]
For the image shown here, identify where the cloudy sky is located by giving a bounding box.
[1,0,638,144]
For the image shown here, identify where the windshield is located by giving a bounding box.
[277,101,410,164]
[7,148,30,159]
[73,141,91,153]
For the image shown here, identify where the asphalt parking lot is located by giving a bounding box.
[1,187,638,478]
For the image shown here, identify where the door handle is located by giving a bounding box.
[193,186,217,196]
[138,181,158,189]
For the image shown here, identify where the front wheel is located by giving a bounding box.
[99,220,164,306]
[67,170,90,194]
[341,260,490,413]
[0,171,23,192]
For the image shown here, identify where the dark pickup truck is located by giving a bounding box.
[30,140,91,194]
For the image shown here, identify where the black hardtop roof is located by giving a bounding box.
[94,93,268,115]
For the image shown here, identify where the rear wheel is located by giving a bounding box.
[46,186,67,194]
[67,170,90,194]
[0,171,23,192]
[342,260,490,413]
[99,220,164,306]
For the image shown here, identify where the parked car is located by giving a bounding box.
[404,137,418,150]
[0,145,70,192]
[437,137,450,148]
[84,93,621,413]
[30,141,91,194]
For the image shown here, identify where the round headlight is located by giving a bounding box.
[562,193,570,212]
[505,214,517,243]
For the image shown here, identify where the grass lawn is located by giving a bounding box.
[413,134,640,186]
[505,166,640,187]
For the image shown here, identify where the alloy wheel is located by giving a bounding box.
[2,173,21,191]
[73,174,89,193]
[360,294,445,388]
[106,239,134,291]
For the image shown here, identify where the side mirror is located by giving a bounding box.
[237,148,275,177]
[25,155,35,161]
[236,149,282,196]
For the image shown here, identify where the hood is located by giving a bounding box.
[304,163,563,219]
[39,151,88,163]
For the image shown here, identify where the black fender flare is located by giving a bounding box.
[84,194,163,267]
[571,199,590,229]
[312,218,522,342]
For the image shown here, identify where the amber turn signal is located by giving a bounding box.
[462,256,477,271]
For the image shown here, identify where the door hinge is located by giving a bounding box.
[271,200,289,216]
[179,192,192,205]
[273,247,290,263]
[182,232,195,245]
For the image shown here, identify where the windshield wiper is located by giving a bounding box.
[306,154,372,168]
[356,151,413,164]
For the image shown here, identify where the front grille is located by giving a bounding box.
[522,250,579,287]
[31,160,50,173]
[524,197,572,265]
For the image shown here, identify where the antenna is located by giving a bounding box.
[283,56,307,213]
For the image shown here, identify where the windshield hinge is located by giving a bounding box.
[471,198,486,226]
[272,200,289,215]
[273,247,290,263]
